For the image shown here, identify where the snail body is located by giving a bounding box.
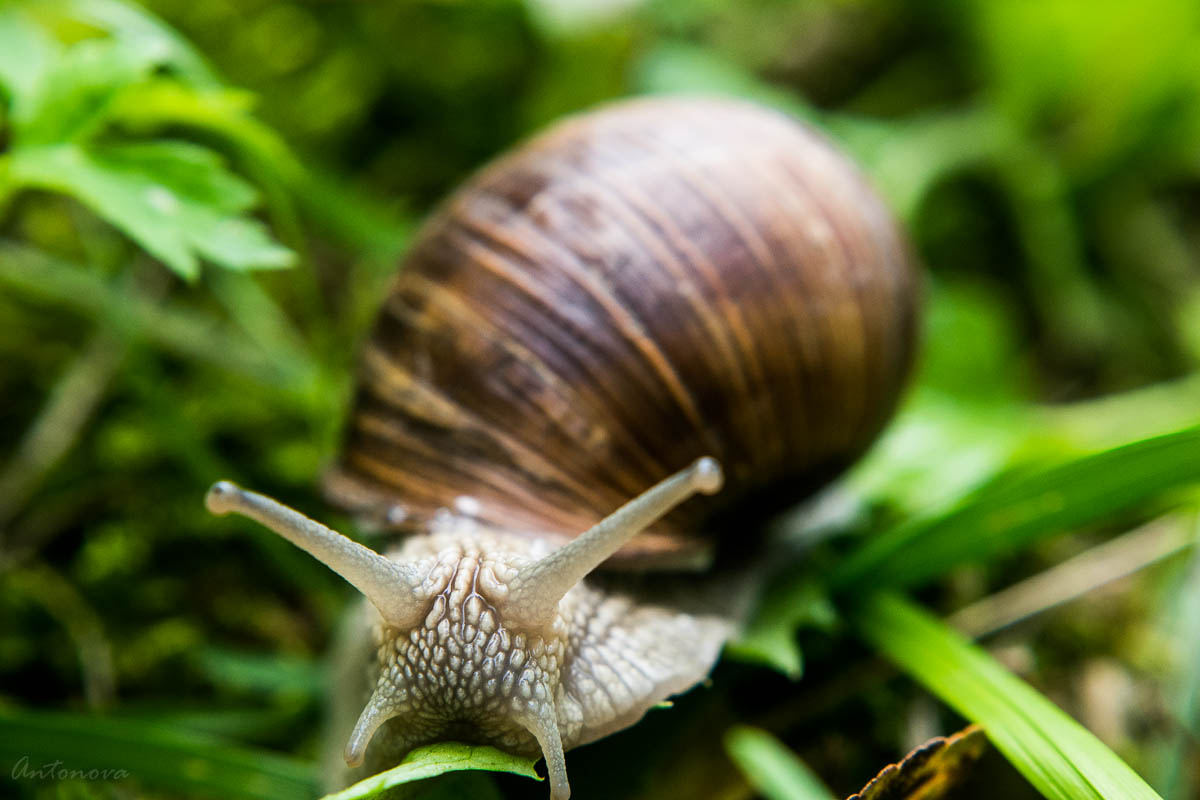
[206,97,919,800]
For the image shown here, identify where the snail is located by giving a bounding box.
[205,96,919,799]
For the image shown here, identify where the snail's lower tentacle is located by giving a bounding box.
[520,702,571,800]
[344,681,402,767]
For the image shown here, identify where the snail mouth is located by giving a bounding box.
[345,706,541,771]
[438,719,539,753]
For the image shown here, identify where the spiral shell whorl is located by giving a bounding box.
[325,96,919,563]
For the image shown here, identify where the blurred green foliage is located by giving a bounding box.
[3,0,1200,799]
[0,0,296,279]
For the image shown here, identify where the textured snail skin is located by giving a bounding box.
[324,95,919,567]
[326,522,734,797]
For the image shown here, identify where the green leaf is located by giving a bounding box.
[0,5,59,112]
[1040,374,1200,452]
[724,726,836,800]
[319,742,539,800]
[0,708,319,800]
[847,389,1028,520]
[110,79,303,185]
[0,3,297,275]
[104,78,309,253]
[192,215,297,274]
[59,0,220,87]
[96,140,260,213]
[11,144,188,273]
[726,577,835,679]
[14,35,162,145]
[849,592,1162,800]
[833,425,1200,591]
[8,142,294,278]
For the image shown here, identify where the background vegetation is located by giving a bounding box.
[2,1,1200,798]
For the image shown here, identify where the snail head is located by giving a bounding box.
[205,457,723,800]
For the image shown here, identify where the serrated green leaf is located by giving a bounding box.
[11,144,195,274]
[105,79,308,248]
[8,141,294,278]
[58,0,220,87]
[94,140,260,212]
[319,742,539,800]
[0,708,319,800]
[724,726,835,800]
[850,592,1162,800]
[190,215,296,273]
[0,4,297,278]
[110,79,302,183]
[14,35,162,145]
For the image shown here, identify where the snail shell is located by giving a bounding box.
[323,96,919,567]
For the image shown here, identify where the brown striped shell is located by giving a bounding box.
[324,96,919,567]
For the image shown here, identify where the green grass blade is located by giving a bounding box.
[0,708,318,800]
[833,426,1200,591]
[849,592,1162,800]
[111,707,311,743]
[195,646,324,697]
[319,742,538,800]
[1156,528,1200,798]
[724,726,836,800]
